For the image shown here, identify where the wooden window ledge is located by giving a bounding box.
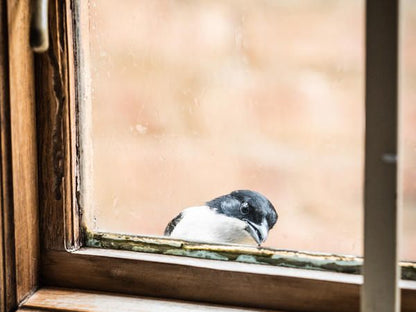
[18,288,284,312]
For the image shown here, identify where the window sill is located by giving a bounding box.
[86,231,416,280]
[19,288,284,312]
[40,248,416,312]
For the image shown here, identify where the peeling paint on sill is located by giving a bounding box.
[85,231,416,280]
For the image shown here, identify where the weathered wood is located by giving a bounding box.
[7,0,40,304]
[402,283,416,312]
[64,0,80,251]
[0,0,14,310]
[73,0,93,240]
[35,0,63,251]
[0,153,4,312]
[28,1,416,312]
[22,288,280,312]
[36,0,78,251]
[86,231,416,280]
[42,249,416,312]
[42,248,362,312]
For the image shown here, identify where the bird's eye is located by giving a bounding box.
[240,202,249,215]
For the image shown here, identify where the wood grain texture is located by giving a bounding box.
[402,285,416,312]
[35,0,77,251]
[7,0,40,304]
[41,249,416,312]
[0,0,15,310]
[42,249,362,312]
[64,0,80,251]
[29,1,416,312]
[23,288,279,312]
[35,0,65,251]
[0,151,4,312]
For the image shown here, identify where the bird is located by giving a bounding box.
[164,190,278,246]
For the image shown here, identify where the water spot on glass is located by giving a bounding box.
[135,124,148,134]
[112,196,119,209]
[235,31,243,49]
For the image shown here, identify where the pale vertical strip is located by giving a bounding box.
[75,0,95,233]
[362,0,400,312]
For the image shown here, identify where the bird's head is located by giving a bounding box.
[207,190,278,246]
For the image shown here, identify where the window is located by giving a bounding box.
[1,0,415,312]
[84,0,366,257]
[83,0,416,262]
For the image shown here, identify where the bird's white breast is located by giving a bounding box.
[169,206,255,245]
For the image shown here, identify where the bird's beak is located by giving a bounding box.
[245,220,269,246]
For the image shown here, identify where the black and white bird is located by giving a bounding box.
[164,190,278,246]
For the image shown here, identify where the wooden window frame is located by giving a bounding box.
[1,0,416,311]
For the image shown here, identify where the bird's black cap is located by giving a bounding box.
[207,189,278,230]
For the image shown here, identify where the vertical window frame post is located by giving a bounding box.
[363,0,400,311]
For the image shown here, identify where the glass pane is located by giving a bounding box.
[81,0,366,255]
[401,0,416,261]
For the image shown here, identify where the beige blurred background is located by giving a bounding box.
[84,0,415,260]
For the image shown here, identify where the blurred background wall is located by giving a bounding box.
[84,0,415,259]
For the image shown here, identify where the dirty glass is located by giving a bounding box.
[401,0,416,261]
[79,0,414,260]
